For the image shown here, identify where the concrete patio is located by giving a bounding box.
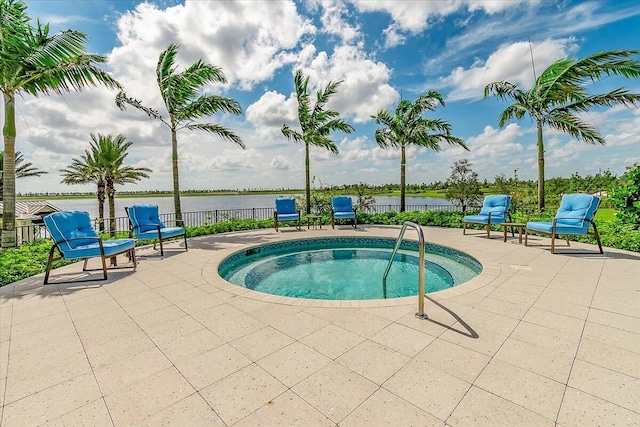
[1,225,638,426]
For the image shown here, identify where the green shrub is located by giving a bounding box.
[1,211,638,287]
[0,239,75,287]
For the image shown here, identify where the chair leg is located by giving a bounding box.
[274,213,278,232]
[130,248,137,269]
[331,213,335,229]
[159,236,164,256]
[592,223,604,254]
[463,222,466,235]
[551,234,556,254]
[486,223,491,239]
[82,258,89,271]
[43,245,57,285]
[354,216,357,229]
[524,229,528,246]
[183,233,188,251]
[100,255,108,280]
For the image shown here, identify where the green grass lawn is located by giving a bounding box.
[596,208,616,221]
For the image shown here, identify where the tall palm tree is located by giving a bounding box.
[281,70,354,214]
[60,134,151,234]
[484,50,640,210]
[372,91,467,212]
[116,43,244,222]
[0,0,121,248]
[0,151,47,200]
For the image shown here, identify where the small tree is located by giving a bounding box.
[444,159,482,214]
[610,164,640,227]
[353,182,376,212]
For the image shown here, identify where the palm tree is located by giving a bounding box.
[61,134,151,234]
[0,0,121,248]
[281,70,354,214]
[116,43,244,222]
[484,50,640,210]
[0,151,47,200]
[372,91,467,212]
[60,157,107,232]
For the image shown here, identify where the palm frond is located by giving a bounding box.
[281,124,304,143]
[544,112,605,145]
[556,88,640,114]
[115,91,165,122]
[185,123,245,148]
[177,95,242,122]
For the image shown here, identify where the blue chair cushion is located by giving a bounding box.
[478,195,511,216]
[128,204,166,233]
[44,211,135,260]
[526,221,588,235]
[63,239,136,260]
[555,194,600,228]
[44,211,100,252]
[463,213,507,224]
[135,226,185,241]
[275,198,297,215]
[276,213,300,221]
[332,196,354,213]
[334,211,355,219]
[527,194,600,235]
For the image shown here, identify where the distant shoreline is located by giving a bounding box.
[17,189,447,201]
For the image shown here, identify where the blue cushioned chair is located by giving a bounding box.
[43,211,136,285]
[331,196,357,229]
[126,204,187,256]
[525,194,603,254]
[463,195,512,238]
[274,197,300,231]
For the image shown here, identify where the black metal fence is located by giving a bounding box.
[8,204,459,248]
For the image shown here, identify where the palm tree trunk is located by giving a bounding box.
[537,120,545,211]
[2,92,17,249]
[305,141,311,215]
[106,178,116,237]
[400,145,406,213]
[97,181,106,233]
[171,126,182,222]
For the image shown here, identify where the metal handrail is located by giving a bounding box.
[382,221,428,319]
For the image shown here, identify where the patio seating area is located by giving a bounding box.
[1,226,638,426]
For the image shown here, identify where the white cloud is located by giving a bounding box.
[296,45,399,122]
[350,0,531,48]
[269,155,291,171]
[437,38,578,100]
[110,0,316,97]
[317,0,361,43]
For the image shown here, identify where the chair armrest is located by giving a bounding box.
[176,219,185,227]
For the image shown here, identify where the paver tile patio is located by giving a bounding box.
[2,226,639,426]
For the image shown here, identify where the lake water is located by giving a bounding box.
[48,194,452,219]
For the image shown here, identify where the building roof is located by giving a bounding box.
[0,200,61,220]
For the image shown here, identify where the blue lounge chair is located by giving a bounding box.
[463,195,511,238]
[274,197,300,231]
[525,194,603,254]
[43,211,136,285]
[331,196,357,229]
[125,204,187,256]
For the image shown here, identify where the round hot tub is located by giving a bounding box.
[218,237,482,300]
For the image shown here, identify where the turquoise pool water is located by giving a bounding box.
[218,237,482,300]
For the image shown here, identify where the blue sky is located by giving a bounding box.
[12,0,640,193]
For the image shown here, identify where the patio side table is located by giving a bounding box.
[307,214,322,229]
[500,222,525,243]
